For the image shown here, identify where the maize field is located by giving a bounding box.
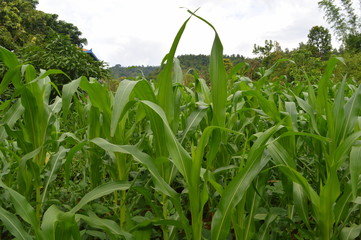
[1,12,361,240]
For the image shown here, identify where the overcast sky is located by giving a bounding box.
[37,0,335,67]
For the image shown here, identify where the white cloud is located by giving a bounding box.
[37,0,333,66]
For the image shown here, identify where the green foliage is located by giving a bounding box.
[3,10,361,240]
[0,0,86,50]
[318,0,361,51]
[109,64,159,80]
[307,25,332,59]
[0,0,99,87]
[18,34,110,86]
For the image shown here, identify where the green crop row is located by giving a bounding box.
[1,12,361,240]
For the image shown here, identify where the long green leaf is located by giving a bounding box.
[211,123,281,239]
[350,146,361,198]
[41,147,69,205]
[181,107,207,144]
[140,100,192,182]
[187,10,227,127]
[91,138,191,237]
[76,213,133,240]
[111,79,139,136]
[70,181,131,214]
[0,181,39,229]
[157,15,192,124]
[0,46,20,68]
[62,77,82,118]
[341,225,361,240]
[0,207,32,240]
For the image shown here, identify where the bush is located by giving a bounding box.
[18,34,110,87]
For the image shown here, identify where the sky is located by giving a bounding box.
[37,0,335,67]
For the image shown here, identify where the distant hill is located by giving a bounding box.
[109,65,160,80]
[109,54,246,80]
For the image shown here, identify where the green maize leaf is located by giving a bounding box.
[285,101,298,131]
[0,181,41,234]
[80,78,112,115]
[49,96,62,115]
[111,79,156,138]
[21,82,49,148]
[333,76,347,145]
[274,130,332,143]
[192,126,239,188]
[293,182,311,230]
[76,213,133,240]
[129,217,183,232]
[211,123,281,240]
[189,125,239,239]
[41,205,80,240]
[70,181,131,214]
[341,83,361,142]
[0,65,22,95]
[17,147,41,196]
[227,62,248,80]
[142,100,168,157]
[335,182,352,225]
[0,99,24,141]
[23,64,37,84]
[256,59,291,88]
[242,175,268,240]
[90,138,191,237]
[341,225,361,240]
[172,58,183,131]
[243,90,281,122]
[187,10,227,127]
[41,147,69,205]
[196,77,211,104]
[157,15,191,124]
[62,77,83,118]
[133,79,157,102]
[180,106,208,144]
[140,100,192,182]
[319,169,340,240]
[0,46,20,68]
[64,141,87,185]
[36,69,69,82]
[254,213,277,240]
[316,57,342,115]
[350,146,361,198]
[294,95,319,134]
[276,166,320,209]
[41,205,61,239]
[0,206,32,240]
[173,58,183,84]
[268,139,296,168]
[111,79,139,137]
[334,131,361,169]
[91,138,178,200]
[87,106,102,187]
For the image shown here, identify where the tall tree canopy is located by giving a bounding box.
[0,0,108,85]
[318,0,361,51]
[307,25,332,58]
[0,0,86,50]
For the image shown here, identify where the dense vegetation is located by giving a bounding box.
[2,1,361,240]
[0,0,109,86]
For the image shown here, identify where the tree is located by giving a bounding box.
[0,0,105,87]
[19,34,109,86]
[0,0,86,50]
[318,0,361,51]
[307,26,332,58]
[253,40,283,68]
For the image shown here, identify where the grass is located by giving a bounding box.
[1,12,361,240]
